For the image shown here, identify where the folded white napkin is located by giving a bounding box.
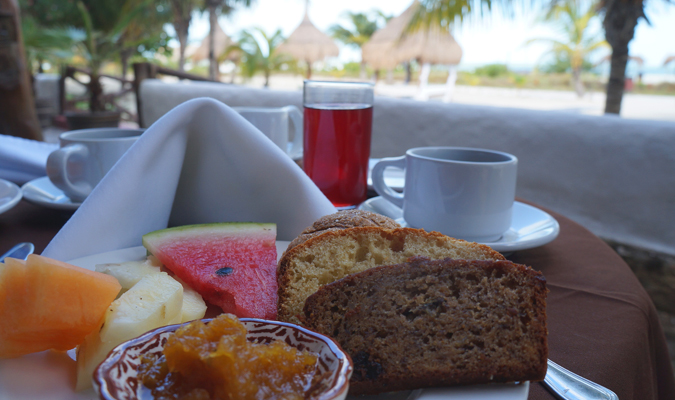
[43,98,337,261]
[0,134,58,184]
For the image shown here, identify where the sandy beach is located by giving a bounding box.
[240,74,675,122]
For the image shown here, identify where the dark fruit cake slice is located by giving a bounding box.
[303,256,548,395]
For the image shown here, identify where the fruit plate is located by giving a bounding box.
[0,243,530,400]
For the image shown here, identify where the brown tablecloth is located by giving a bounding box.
[1,198,674,400]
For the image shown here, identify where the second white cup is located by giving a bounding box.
[46,128,143,202]
[234,106,303,159]
[372,147,518,242]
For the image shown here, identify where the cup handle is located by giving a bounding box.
[46,144,91,201]
[285,105,303,159]
[372,156,405,208]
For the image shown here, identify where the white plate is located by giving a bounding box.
[368,158,405,191]
[359,197,559,253]
[0,178,22,214]
[0,243,529,400]
[20,177,81,211]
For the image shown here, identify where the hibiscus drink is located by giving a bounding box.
[303,81,374,208]
[303,104,373,208]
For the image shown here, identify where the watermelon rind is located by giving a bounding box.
[142,222,276,247]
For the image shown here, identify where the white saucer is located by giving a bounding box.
[359,197,559,253]
[0,178,22,214]
[21,176,81,211]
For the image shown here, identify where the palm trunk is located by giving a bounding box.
[171,0,191,72]
[404,61,412,84]
[177,30,188,72]
[0,0,42,140]
[604,46,629,113]
[89,74,105,112]
[359,61,366,80]
[572,68,584,98]
[603,2,641,114]
[306,62,312,79]
[208,4,218,81]
[120,49,132,80]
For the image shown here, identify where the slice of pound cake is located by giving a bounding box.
[284,209,401,255]
[277,227,505,324]
[303,257,548,395]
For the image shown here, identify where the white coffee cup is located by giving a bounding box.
[234,106,303,159]
[372,147,518,242]
[46,128,143,202]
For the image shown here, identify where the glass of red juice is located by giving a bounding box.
[303,80,374,209]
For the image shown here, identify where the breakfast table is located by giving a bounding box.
[1,195,673,400]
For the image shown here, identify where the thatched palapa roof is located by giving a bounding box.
[190,23,238,62]
[276,12,339,63]
[362,1,463,69]
[361,2,418,70]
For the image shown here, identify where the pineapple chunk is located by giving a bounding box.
[95,258,162,293]
[173,276,207,323]
[96,258,206,323]
[76,272,183,390]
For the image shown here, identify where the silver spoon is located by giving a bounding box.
[1,242,35,262]
[544,359,619,400]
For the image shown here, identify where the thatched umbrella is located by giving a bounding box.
[362,1,462,101]
[362,1,463,69]
[190,23,237,63]
[663,55,675,66]
[276,9,339,78]
[361,2,418,70]
[396,27,463,66]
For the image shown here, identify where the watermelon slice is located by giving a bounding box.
[142,223,278,320]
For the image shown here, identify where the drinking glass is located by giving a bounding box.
[303,80,374,209]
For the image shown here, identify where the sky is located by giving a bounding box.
[186,0,675,72]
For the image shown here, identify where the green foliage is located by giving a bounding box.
[230,28,292,86]
[528,1,607,72]
[526,0,608,95]
[21,0,129,33]
[200,0,254,15]
[474,64,509,77]
[329,11,384,49]
[541,51,595,73]
[20,0,173,69]
[20,15,80,73]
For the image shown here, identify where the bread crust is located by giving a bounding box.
[277,227,505,324]
[284,210,400,255]
[303,257,548,395]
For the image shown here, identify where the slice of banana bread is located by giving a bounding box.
[303,257,548,395]
[277,227,505,324]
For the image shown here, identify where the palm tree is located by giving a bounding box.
[527,1,608,97]
[73,0,144,112]
[230,28,290,87]
[21,16,77,74]
[328,11,383,79]
[599,0,647,113]
[410,0,671,115]
[203,0,253,80]
[170,0,201,72]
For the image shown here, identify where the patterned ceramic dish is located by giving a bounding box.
[94,318,353,400]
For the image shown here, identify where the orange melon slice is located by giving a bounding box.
[0,254,121,359]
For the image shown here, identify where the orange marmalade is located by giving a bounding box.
[138,314,320,400]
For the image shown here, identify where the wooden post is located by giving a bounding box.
[133,62,157,128]
[0,0,42,141]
